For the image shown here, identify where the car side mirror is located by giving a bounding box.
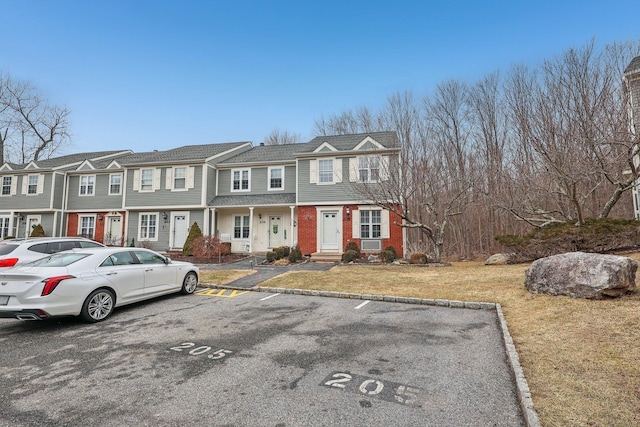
[164,256,172,264]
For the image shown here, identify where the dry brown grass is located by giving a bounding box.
[259,258,640,427]
[199,269,254,285]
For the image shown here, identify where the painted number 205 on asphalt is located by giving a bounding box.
[321,371,422,406]
[170,342,233,360]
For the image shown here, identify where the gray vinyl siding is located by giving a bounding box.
[217,165,296,197]
[4,175,53,210]
[66,173,124,210]
[125,165,204,208]
[297,158,359,203]
[126,210,205,251]
[52,173,66,209]
[206,164,217,202]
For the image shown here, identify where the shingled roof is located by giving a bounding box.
[8,150,132,171]
[625,56,640,76]
[210,193,296,207]
[304,131,400,151]
[119,141,251,165]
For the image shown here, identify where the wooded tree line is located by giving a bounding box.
[314,39,640,260]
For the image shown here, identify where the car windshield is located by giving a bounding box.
[26,253,90,267]
[0,243,18,255]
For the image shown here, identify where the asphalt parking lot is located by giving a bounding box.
[0,289,525,427]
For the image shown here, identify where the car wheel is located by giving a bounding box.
[181,272,198,295]
[81,289,115,322]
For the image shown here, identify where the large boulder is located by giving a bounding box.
[485,253,516,265]
[524,252,637,299]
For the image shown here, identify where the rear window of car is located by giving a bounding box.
[78,241,104,248]
[27,243,49,254]
[28,253,90,267]
[0,243,19,255]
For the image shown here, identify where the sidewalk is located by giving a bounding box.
[196,256,336,288]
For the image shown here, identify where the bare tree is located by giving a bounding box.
[0,73,71,164]
[261,128,302,145]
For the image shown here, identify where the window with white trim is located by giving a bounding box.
[233,215,250,239]
[232,169,250,191]
[79,175,95,196]
[109,174,122,195]
[173,167,187,189]
[318,159,333,183]
[0,217,9,239]
[1,176,11,196]
[360,210,381,239]
[139,213,158,240]
[140,169,154,191]
[268,167,283,190]
[358,156,380,182]
[79,216,96,238]
[27,175,38,195]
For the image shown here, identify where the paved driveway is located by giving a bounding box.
[0,290,525,426]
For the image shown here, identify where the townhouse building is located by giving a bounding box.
[0,132,405,258]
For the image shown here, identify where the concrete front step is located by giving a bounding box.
[311,252,342,262]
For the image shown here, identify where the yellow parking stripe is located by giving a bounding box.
[196,289,249,298]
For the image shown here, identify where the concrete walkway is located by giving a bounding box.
[196,256,336,288]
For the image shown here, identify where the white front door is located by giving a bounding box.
[106,216,122,246]
[172,214,188,249]
[321,211,339,251]
[269,215,283,248]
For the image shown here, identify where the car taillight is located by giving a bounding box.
[0,258,19,267]
[41,275,75,296]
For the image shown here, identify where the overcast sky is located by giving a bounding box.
[1,0,639,154]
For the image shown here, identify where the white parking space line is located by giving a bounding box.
[260,293,280,301]
[354,300,370,310]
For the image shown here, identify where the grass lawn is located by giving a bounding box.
[199,269,254,285]
[243,256,640,427]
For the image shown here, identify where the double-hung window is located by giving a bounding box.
[360,210,381,239]
[1,177,11,196]
[233,215,250,239]
[139,213,158,240]
[27,175,38,195]
[359,156,380,182]
[140,169,154,191]
[109,174,122,195]
[79,175,95,196]
[318,159,334,183]
[268,167,283,190]
[232,169,250,191]
[173,167,187,190]
[79,216,96,238]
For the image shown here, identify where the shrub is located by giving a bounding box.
[409,253,428,264]
[342,249,359,263]
[274,246,290,259]
[495,218,640,260]
[129,238,135,247]
[344,241,360,257]
[266,251,277,263]
[30,224,45,237]
[288,245,303,263]
[139,239,153,249]
[380,249,395,263]
[183,222,203,256]
[384,246,397,259]
[193,236,231,258]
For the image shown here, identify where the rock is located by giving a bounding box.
[485,253,516,265]
[368,255,379,263]
[524,252,637,299]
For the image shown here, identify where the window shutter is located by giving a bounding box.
[133,170,140,191]
[37,175,44,194]
[381,209,390,238]
[309,160,317,184]
[188,166,195,189]
[165,168,173,189]
[349,158,358,182]
[352,209,360,238]
[154,168,161,190]
[334,158,342,183]
[11,176,17,195]
[21,176,27,195]
[380,156,390,181]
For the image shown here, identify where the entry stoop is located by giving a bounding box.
[310,252,342,262]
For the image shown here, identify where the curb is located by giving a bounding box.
[198,283,541,426]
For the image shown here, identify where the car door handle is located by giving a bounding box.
[106,272,118,276]
[145,268,153,272]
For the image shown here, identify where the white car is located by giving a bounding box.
[0,237,105,268]
[0,247,199,322]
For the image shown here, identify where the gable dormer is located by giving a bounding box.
[0,164,14,172]
[76,160,96,171]
[106,160,122,169]
[353,136,385,151]
[313,141,338,153]
[24,161,39,170]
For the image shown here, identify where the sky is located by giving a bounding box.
[1,0,639,155]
